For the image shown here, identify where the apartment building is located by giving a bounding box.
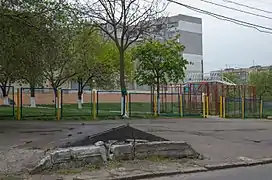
[134,14,203,90]
[210,65,272,84]
[162,14,203,75]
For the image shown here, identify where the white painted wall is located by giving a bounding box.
[178,20,202,34]
[183,53,203,73]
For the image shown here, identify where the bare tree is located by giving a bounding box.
[76,0,168,116]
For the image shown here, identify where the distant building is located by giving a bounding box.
[163,14,203,76]
[134,14,203,89]
[210,65,271,84]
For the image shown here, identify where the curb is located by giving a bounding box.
[99,158,272,180]
[107,167,208,180]
[204,158,272,171]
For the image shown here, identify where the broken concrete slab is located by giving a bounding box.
[110,141,201,161]
[30,141,201,174]
[134,141,200,159]
[30,145,105,174]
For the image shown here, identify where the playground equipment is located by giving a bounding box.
[158,72,258,117]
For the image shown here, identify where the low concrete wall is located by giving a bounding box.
[110,141,200,161]
[30,141,200,174]
[30,145,106,174]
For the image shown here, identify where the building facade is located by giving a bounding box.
[134,14,203,90]
[165,14,203,75]
[210,65,271,84]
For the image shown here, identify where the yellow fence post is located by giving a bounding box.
[223,97,226,118]
[206,96,209,117]
[202,94,206,118]
[92,90,97,120]
[16,88,20,120]
[179,94,183,117]
[56,89,61,121]
[241,96,245,119]
[219,96,222,118]
[260,99,263,119]
[126,94,129,117]
[154,93,157,117]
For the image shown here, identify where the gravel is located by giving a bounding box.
[0,148,45,173]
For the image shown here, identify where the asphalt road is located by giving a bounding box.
[151,164,272,180]
[2,118,272,173]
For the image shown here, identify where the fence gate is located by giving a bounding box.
[183,83,204,117]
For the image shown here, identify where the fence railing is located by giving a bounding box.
[2,87,270,120]
[263,99,272,118]
[221,97,263,119]
[0,86,15,119]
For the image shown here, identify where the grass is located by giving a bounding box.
[0,101,183,120]
[4,99,268,120]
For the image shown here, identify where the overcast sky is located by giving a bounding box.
[166,0,272,72]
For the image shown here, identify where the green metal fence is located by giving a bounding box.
[263,100,272,118]
[20,88,56,120]
[225,97,262,119]
[0,86,15,120]
[3,87,269,120]
[60,89,92,119]
[96,90,121,118]
[129,92,153,117]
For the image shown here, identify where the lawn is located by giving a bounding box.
[0,101,182,120]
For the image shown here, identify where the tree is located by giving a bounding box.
[132,37,189,114]
[249,71,272,99]
[43,2,80,96]
[0,0,70,106]
[223,72,239,84]
[0,5,50,106]
[75,0,168,116]
[0,12,22,105]
[73,27,133,108]
[18,17,48,107]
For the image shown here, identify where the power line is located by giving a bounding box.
[246,0,272,7]
[221,0,272,14]
[199,0,272,20]
[167,0,272,34]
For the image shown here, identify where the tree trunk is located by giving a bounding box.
[156,79,160,115]
[1,86,9,105]
[119,49,127,117]
[77,80,83,109]
[78,90,83,109]
[30,86,36,107]
[53,88,58,108]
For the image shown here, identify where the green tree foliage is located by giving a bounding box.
[0,1,51,104]
[0,12,22,101]
[0,0,77,106]
[249,70,272,99]
[222,72,240,98]
[42,2,80,93]
[75,0,167,116]
[132,37,189,112]
[72,27,133,108]
[223,72,239,84]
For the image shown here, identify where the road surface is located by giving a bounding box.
[150,164,272,180]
